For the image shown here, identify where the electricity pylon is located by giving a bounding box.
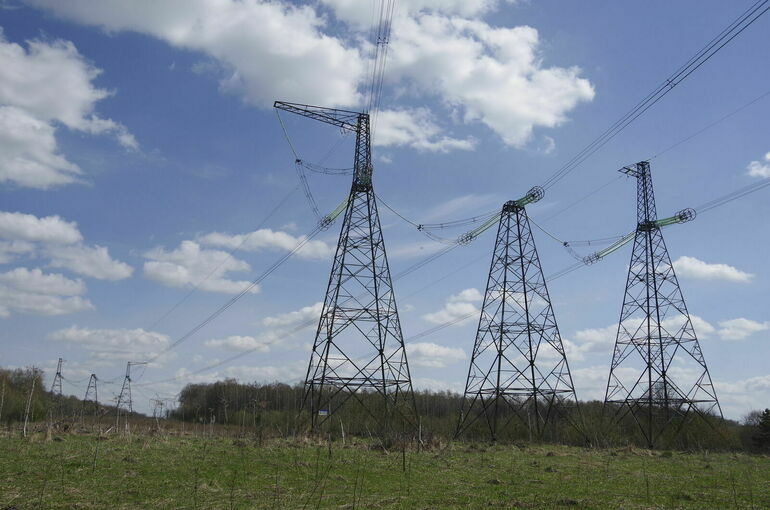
[604,161,721,448]
[274,101,417,432]
[50,358,63,396]
[115,361,146,429]
[456,187,580,441]
[82,374,98,421]
[50,357,64,421]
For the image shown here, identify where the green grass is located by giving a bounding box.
[1,431,768,509]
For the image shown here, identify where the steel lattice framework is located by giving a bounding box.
[82,373,98,421]
[604,161,722,447]
[457,190,579,440]
[274,102,417,432]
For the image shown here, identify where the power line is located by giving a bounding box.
[539,0,770,191]
[650,87,770,160]
[145,184,300,332]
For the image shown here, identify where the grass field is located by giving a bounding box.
[1,431,769,509]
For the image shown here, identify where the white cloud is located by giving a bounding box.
[49,325,171,364]
[0,106,82,188]
[387,14,594,147]
[223,361,306,383]
[46,244,133,280]
[374,108,476,152]
[747,151,770,178]
[714,374,770,419]
[0,30,135,188]
[448,288,483,303]
[0,267,93,317]
[26,0,365,108]
[204,335,270,353]
[0,240,34,264]
[673,256,753,283]
[322,0,504,27]
[422,290,479,326]
[0,210,132,280]
[406,341,466,368]
[0,211,82,244]
[143,240,257,294]
[262,302,322,329]
[27,1,593,153]
[199,228,333,259]
[717,318,769,341]
[572,314,716,356]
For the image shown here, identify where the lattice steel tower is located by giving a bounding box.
[604,161,721,447]
[50,357,63,396]
[274,101,417,431]
[82,374,98,420]
[456,187,579,441]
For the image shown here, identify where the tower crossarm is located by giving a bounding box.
[584,208,696,264]
[274,100,372,192]
[273,101,361,132]
[459,187,544,245]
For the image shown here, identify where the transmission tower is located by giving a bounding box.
[82,374,98,420]
[115,361,146,429]
[49,357,64,421]
[604,161,722,448]
[274,101,417,432]
[50,358,63,396]
[456,188,580,441]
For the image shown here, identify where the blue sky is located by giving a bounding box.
[0,0,768,419]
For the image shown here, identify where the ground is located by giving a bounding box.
[0,431,768,509]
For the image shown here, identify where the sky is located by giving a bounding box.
[0,0,769,420]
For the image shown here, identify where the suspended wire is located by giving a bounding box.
[650,87,770,160]
[138,239,462,387]
[144,224,326,364]
[145,184,300,332]
[539,0,770,191]
[539,175,624,224]
[368,0,397,133]
[695,177,770,214]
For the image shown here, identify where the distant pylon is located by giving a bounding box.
[274,101,417,432]
[82,374,98,420]
[50,357,63,396]
[50,357,64,420]
[604,161,722,448]
[456,188,580,441]
[115,361,146,429]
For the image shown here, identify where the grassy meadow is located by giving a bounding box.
[1,428,769,509]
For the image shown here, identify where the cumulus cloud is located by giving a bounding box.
[199,228,333,259]
[46,244,133,280]
[204,335,270,353]
[321,0,504,27]
[747,151,770,178]
[0,211,82,244]
[143,240,256,294]
[25,0,365,108]
[572,314,716,356]
[374,108,476,152]
[406,341,466,368]
[26,1,593,153]
[49,325,171,364]
[262,302,323,329]
[448,288,483,303]
[673,256,753,283]
[0,210,133,280]
[422,288,481,326]
[717,318,769,341]
[204,303,321,354]
[386,13,594,147]
[0,106,82,188]
[0,267,93,317]
[0,30,136,188]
